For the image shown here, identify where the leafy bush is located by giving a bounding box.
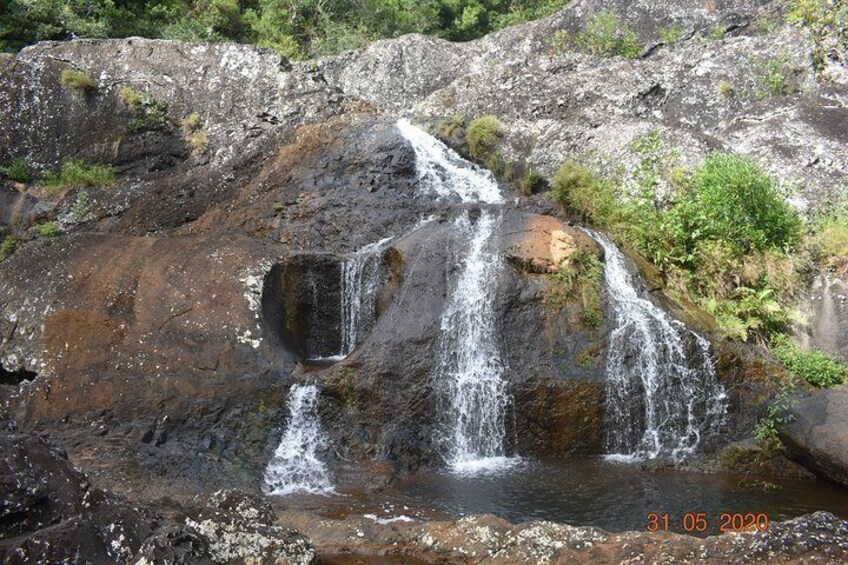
[518,169,545,196]
[60,68,96,93]
[466,115,503,160]
[816,218,848,271]
[770,334,847,387]
[706,286,796,342]
[717,80,735,97]
[682,153,801,255]
[752,51,800,99]
[550,250,604,327]
[70,190,91,222]
[786,0,848,70]
[36,221,61,238]
[659,22,684,44]
[0,236,20,261]
[120,85,167,133]
[551,161,619,227]
[572,11,641,58]
[0,158,30,182]
[40,160,116,194]
[753,382,797,453]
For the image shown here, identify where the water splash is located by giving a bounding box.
[588,231,728,462]
[396,118,503,204]
[264,384,334,495]
[340,237,392,356]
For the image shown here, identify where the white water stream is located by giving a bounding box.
[264,384,334,495]
[398,119,517,474]
[588,231,728,462]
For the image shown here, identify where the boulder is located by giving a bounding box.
[781,384,848,487]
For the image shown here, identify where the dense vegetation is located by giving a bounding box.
[0,0,571,57]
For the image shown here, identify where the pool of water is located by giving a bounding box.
[394,458,848,535]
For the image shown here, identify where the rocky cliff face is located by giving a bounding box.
[1,0,848,561]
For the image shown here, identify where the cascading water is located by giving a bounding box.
[588,231,728,462]
[397,119,516,473]
[340,237,392,356]
[264,383,334,495]
[396,118,502,205]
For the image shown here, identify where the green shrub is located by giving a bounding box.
[60,68,96,92]
[40,160,115,195]
[816,218,848,270]
[706,286,796,342]
[438,114,466,139]
[551,161,619,227]
[717,80,735,97]
[70,190,90,222]
[36,221,61,238]
[708,25,726,40]
[753,381,797,453]
[786,0,848,71]
[0,236,20,260]
[120,85,167,133]
[466,115,503,160]
[752,51,800,99]
[550,250,604,327]
[659,22,684,44]
[770,334,847,387]
[573,11,641,58]
[518,169,545,196]
[0,158,30,182]
[684,153,801,254]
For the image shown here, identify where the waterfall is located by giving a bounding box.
[396,118,503,204]
[588,231,728,462]
[340,237,392,356]
[264,384,334,495]
[397,119,516,473]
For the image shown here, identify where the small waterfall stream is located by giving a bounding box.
[340,237,392,356]
[264,384,334,495]
[398,119,517,473]
[588,231,728,461]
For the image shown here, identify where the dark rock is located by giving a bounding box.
[781,384,848,486]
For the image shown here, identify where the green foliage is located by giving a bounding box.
[517,169,545,196]
[0,158,31,182]
[120,86,167,133]
[770,334,847,388]
[751,51,800,99]
[564,11,642,58]
[753,379,798,453]
[786,0,848,71]
[438,114,466,139]
[636,154,801,271]
[60,68,96,93]
[706,286,797,342]
[181,113,207,155]
[659,22,684,45]
[1,0,573,58]
[36,221,61,238]
[717,80,735,97]
[708,24,726,40]
[551,250,604,327]
[551,161,619,227]
[466,115,503,160]
[70,190,91,222]
[40,160,116,195]
[815,217,848,271]
[0,236,20,261]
